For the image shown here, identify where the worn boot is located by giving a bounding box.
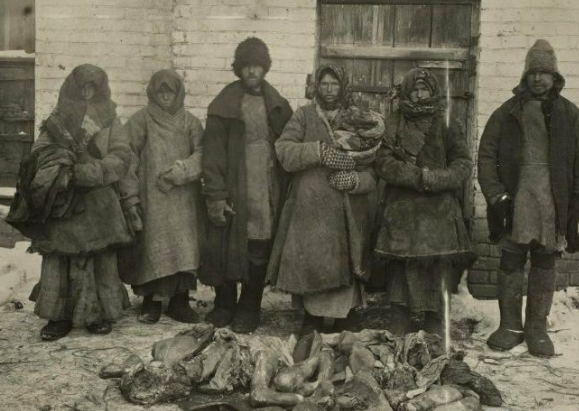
[424,310,445,338]
[487,270,525,351]
[139,295,162,324]
[525,260,557,357]
[332,309,360,333]
[300,311,324,336]
[205,283,237,327]
[166,291,199,323]
[40,320,73,341]
[231,263,267,334]
[389,304,412,336]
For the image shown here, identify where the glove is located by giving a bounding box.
[320,142,355,170]
[490,192,513,230]
[206,199,236,227]
[328,170,359,191]
[125,204,143,233]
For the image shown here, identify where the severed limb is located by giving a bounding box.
[250,350,304,408]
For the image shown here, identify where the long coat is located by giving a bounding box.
[20,119,133,256]
[266,104,379,295]
[118,106,205,285]
[478,93,579,249]
[374,112,474,265]
[200,80,293,286]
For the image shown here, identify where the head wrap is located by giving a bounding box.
[232,37,272,78]
[147,69,186,115]
[398,68,443,119]
[314,64,353,111]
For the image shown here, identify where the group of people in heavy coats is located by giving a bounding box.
[8,36,579,359]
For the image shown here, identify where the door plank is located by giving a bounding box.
[432,4,472,48]
[321,45,470,61]
[394,5,432,48]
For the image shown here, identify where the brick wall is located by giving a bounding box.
[172,0,317,120]
[469,0,579,298]
[35,0,174,124]
[35,0,317,125]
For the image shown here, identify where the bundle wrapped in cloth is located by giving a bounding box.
[332,106,385,153]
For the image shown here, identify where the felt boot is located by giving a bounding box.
[300,311,324,337]
[424,310,445,338]
[40,320,72,341]
[389,304,412,336]
[139,295,162,324]
[231,263,266,334]
[487,270,525,351]
[332,309,360,333]
[205,283,237,327]
[166,291,199,323]
[525,264,556,357]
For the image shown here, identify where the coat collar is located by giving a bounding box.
[207,80,285,120]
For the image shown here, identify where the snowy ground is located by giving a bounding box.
[1,242,579,411]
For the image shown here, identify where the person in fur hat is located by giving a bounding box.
[478,39,579,357]
[200,37,293,333]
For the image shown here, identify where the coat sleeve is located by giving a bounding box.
[275,108,321,173]
[351,167,377,195]
[478,110,508,202]
[202,115,229,201]
[375,144,422,190]
[169,115,204,185]
[423,122,473,193]
[117,111,148,209]
[73,118,131,188]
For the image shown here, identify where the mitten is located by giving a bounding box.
[320,142,356,170]
[490,193,513,230]
[328,170,359,191]
[156,169,175,193]
[206,199,235,227]
[126,204,143,233]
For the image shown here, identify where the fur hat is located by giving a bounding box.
[524,39,558,75]
[232,37,272,78]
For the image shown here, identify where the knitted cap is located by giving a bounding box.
[524,39,558,74]
[232,37,272,78]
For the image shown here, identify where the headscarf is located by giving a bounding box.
[43,64,117,151]
[398,68,443,119]
[314,64,353,111]
[385,68,444,164]
[147,69,186,116]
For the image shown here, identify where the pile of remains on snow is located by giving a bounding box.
[100,324,502,411]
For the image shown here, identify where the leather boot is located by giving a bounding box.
[231,263,267,334]
[166,291,199,323]
[389,304,412,336]
[525,264,556,357]
[487,270,525,351]
[205,283,237,327]
[139,295,162,324]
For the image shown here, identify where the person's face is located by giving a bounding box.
[157,84,177,109]
[81,82,96,101]
[318,73,341,105]
[526,71,555,97]
[240,65,265,90]
[409,82,432,103]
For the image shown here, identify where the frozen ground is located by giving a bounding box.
[1,242,579,411]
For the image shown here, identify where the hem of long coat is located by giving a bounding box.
[268,279,355,297]
[374,249,476,268]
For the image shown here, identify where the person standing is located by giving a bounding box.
[478,39,579,357]
[118,69,205,324]
[267,65,382,336]
[375,68,475,339]
[7,64,132,340]
[201,37,293,333]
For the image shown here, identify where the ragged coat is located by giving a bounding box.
[266,104,379,295]
[200,80,293,286]
[374,111,474,265]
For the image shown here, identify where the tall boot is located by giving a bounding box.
[487,249,526,351]
[299,311,324,337]
[231,263,267,334]
[205,282,237,328]
[487,270,525,350]
[525,254,557,357]
[389,304,412,336]
[424,310,444,338]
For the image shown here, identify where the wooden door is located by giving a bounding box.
[318,0,480,224]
